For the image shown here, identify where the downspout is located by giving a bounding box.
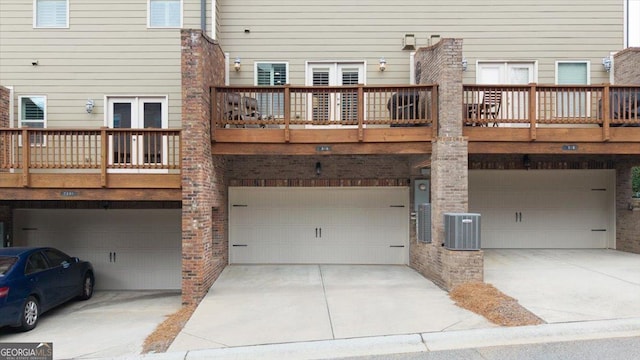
[201,0,207,35]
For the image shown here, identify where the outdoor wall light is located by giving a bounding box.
[315,162,322,176]
[379,58,387,72]
[85,99,95,114]
[234,57,241,71]
[602,57,612,72]
[462,58,468,72]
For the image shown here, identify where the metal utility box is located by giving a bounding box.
[444,213,481,250]
[417,203,431,243]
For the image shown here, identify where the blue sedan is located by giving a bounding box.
[0,247,94,331]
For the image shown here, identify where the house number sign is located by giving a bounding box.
[60,191,78,197]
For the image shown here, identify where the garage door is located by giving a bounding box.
[14,209,181,290]
[229,187,409,264]
[469,170,615,249]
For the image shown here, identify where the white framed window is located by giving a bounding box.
[148,0,182,28]
[556,61,590,118]
[255,62,288,118]
[34,0,69,28]
[19,96,47,146]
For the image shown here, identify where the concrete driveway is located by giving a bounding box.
[169,265,493,352]
[485,249,640,323]
[0,291,181,359]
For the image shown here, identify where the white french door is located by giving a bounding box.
[306,62,365,126]
[106,97,168,171]
[478,62,535,126]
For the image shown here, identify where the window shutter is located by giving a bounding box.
[36,0,67,28]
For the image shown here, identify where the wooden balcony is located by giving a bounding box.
[211,85,437,155]
[464,84,640,154]
[212,84,640,155]
[0,128,181,200]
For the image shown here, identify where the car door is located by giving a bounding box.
[42,248,81,303]
[24,251,62,310]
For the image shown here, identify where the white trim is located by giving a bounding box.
[253,61,290,86]
[211,0,216,39]
[409,52,416,85]
[147,0,183,29]
[554,60,591,85]
[33,0,69,29]
[224,53,230,86]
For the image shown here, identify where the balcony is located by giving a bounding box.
[212,84,640,155]
[463,84,640,153]
[0,128,181,200]
[211,85,437,155]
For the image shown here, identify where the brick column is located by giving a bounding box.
[410,39,483,290]
[181,29,228,305]
[613,47,640,84]
[612,48,640,254]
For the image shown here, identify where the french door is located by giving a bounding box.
[306,62,365,126]
[106,97,168,171]
[477,62,535,126]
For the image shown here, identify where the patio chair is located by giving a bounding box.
[223,93,263,128]
[468,90,502,126]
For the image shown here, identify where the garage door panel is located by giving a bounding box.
[470,170,614,249]
[15,209,181,290]
[229,187,409,264]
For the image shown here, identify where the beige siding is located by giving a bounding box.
[0,0,205,128]
[217,0,623,86]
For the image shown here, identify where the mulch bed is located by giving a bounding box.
[450,281,545,327]
[142,305,197,354]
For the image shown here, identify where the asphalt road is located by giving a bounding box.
[332,336,640,360]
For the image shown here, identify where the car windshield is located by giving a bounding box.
[0,256,17,276]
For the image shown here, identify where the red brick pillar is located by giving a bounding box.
[410,39,483,290]
[181,30,228,305]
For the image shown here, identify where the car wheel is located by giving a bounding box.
[18,296,39,332]
[79,272,94,300]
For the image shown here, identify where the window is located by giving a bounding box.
[25,252,49,275]
[19,96,46,145]
[255,62,288,118]
[34,0,69,28]
[556,61,590,118]
[148,0,182,28]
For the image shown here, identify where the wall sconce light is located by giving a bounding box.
[523,154,531,170]
[85,99,95,114]
[602,57,612,72]
[379,58,387,72]
[31,60,39,66]
[234,57,241,71]
[315,161,322,176]
[462,58,468,72]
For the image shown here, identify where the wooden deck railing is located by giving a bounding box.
[211,84,437,134]
[463,84,640,127]
[0,128,181,187]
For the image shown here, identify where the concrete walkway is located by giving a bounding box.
[168,265,493,352]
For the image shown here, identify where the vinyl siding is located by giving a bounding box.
[0,0,205,128]
[217,0,623,86]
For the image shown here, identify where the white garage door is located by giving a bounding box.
[229,187,409,264]
[470,170,615,249]
[14,209,181,290]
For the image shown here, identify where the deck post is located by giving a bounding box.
[357,84,364,141]
[529,83,537,141]
[21,128,29,187]
[284,84,291,142]
[602,84,610,141]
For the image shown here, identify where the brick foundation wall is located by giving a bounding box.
[614,47,640,84]
[181,29,227,305]
[616,159,640,253]
[411,39,482,290]
[226,155,413,182]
